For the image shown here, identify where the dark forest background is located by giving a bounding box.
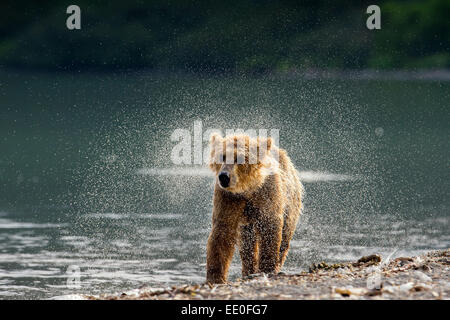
[0,0,449,73]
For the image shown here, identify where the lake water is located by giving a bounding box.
[0,70,448,299]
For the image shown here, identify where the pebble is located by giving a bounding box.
[398,282,414,292]
[414,271,432,282]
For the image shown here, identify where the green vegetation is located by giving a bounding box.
[0,0,448,72]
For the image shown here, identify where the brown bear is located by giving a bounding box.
[206,133,303,284]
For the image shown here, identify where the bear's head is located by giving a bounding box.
[209,133,276,194]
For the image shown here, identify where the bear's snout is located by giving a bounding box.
[218,171,230,188]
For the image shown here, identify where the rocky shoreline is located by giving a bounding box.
[88,249,449,300]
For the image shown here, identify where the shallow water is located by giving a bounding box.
[0,71,449,299]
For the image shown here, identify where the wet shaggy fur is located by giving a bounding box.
[206,133,303,284]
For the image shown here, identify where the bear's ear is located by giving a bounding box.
[258,136,273,151]
[266,137,273,151]
[210,132,223,145]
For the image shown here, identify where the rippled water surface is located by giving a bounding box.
[0,71,448,299]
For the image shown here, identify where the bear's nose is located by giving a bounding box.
[218,171,230,188]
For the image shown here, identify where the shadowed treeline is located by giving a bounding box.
[0,0,449,72]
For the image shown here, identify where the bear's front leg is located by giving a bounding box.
[206,222,238,284]
[256,215,283,274]
[206,189,245,284]
[239,223,259,276]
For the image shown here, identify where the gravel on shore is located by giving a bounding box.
[88,249,449,300]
